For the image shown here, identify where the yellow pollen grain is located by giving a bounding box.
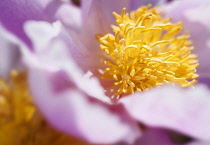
[97,5,199,96]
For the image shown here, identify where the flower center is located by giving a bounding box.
[97,5,199,96]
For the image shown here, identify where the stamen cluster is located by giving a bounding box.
[98,5,199,95]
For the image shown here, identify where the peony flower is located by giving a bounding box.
[1,0,210,144]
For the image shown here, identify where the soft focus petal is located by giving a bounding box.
[0,24,23,77]
[160,0,210,77]
[120,85,210,141]
[0,0,80,47]
[134,128,174,145]
[24,21,109,102]
[0,0,54,46]
[198,76,210,88]
[24,21,61,51]
[81,0,129,31]
[71,0,130,57]
[22,21,141,144]
[186,141,210,145]
[55,3,81,30]
[129,0,166,10]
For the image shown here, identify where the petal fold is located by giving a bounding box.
[0,24,23,77]
[120,85,210,140]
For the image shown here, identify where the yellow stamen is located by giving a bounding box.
[97,5,199,96]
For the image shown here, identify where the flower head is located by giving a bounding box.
[1,0,210,145]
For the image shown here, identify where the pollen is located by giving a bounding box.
[97,5,199,96]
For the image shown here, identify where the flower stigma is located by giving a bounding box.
[97,5,199,96]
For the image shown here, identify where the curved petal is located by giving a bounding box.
[55,3,81,30]
[198,76,210,88]
[160,0,210,77]
[120,84,210,141]
[134,128,174,145]
[26,63,140,144]
[81,0,129,31]
[129,0,166,10]
[71,0,130,55]
[24,21,61,51]
[0,0,80,47]
[22,21,141,144]
[186,141,210,145]
[23,21,109,102]
[0,24,23,78]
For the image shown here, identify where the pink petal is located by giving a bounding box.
[0,25,23,77]
[24,21,62,52]
[72,0,130,55]
[130,0,165,10]
[24,21,109,102]
[198,76,210,88]
[134,128,174,145]
[55,2,82,30]
[186,141,210,145]
[0,0,79,47]
[0,0,56,46]
[27,64,140,144]
[120,84,210,140]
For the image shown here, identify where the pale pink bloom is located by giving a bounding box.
[1,0,210,144]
